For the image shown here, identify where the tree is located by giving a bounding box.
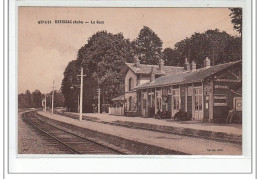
[229,8,242,34]
[18,90,44,108]
[61,31,134,112]
[54,90,65,107]
[172,29,241,68]
[25,90,32,108]
[79,31,134,75]
[61,60,81,111]
[32,90,42,108]
[162,48,179,66]
[18,93,28,108]
[135,26,163,64]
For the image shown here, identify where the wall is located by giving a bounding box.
[212,81,241,122]
[180,85,186,111]
[187,85,193,117]
[125,69,137,92]
[125,92,137,111]
[203,81,212,121]
[139,74,150,85]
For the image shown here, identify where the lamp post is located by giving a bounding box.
[77,94,80,113]
[70,67,85,121]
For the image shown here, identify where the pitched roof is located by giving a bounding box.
[120,63,186,75]
[111,95,125,101]
[134,60,242,90]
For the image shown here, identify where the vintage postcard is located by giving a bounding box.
[8,1,254,174]
[18,7,243,155]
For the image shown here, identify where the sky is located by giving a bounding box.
[18,7,239,94]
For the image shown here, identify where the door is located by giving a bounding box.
[148,93,155,117]
[168,95,172,116]
[172,89,180,117]
[142,93,148,117]
[194,88,203,120]
[156,90,162,113]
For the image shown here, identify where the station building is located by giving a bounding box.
[111,57,242,123]
[118,58,186,116]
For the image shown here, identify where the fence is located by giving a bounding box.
[109,107,124,116]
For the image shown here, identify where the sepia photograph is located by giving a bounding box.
[18,7,243,155]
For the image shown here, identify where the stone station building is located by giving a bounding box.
[111,57,242,123]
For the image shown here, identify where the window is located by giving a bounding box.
[156,91,162,111]
[194,88,202,110]
[173,96,179,110]
[173,89,180,110]
[129,78,132,91]
[173,90,180,96]
[129,96,132,110]
[156,98,161,111]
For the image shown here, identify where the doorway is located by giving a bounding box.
[172,89,180,117]
[148,93,155,117]
[194,88,203,120]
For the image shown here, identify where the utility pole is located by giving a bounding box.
[97,88,101,113]
[51,80,55,114]
[78,94,80,113]
[44,93,47,112]
[77,67,86,121]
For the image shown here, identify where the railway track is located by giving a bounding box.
[22,111,126,154]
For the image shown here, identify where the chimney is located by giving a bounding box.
[184,58,191,71]
[150,67,155,82]
[191,61,197,72]
[204,57,211,68]
[134,56,140,68]
[158,59,164,71]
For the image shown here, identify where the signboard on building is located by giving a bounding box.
[234,97,242,111]
[214,94,227,106]
[214,95,227,100]
[214,85,229,89]
[214,103,227,106]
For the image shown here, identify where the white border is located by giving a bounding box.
[7,0,254,174]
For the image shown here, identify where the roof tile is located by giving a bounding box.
[125,63,186,75]
[134,61,241,90]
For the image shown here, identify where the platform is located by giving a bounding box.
[38,111,242,155]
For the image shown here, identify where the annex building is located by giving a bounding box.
[110,57,242,123]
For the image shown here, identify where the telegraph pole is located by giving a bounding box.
[51,80,55,114]
[77,94,80,113]
[77,67,86,121]
[97,88,101,113]
[44,93,47,112]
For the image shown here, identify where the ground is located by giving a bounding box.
[37,111,242,155]
[18,109,73,154]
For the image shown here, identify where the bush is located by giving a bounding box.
[101,104,110,113]
[173,110,191,121]
[161,111,171,119]
[154,110,171,119]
